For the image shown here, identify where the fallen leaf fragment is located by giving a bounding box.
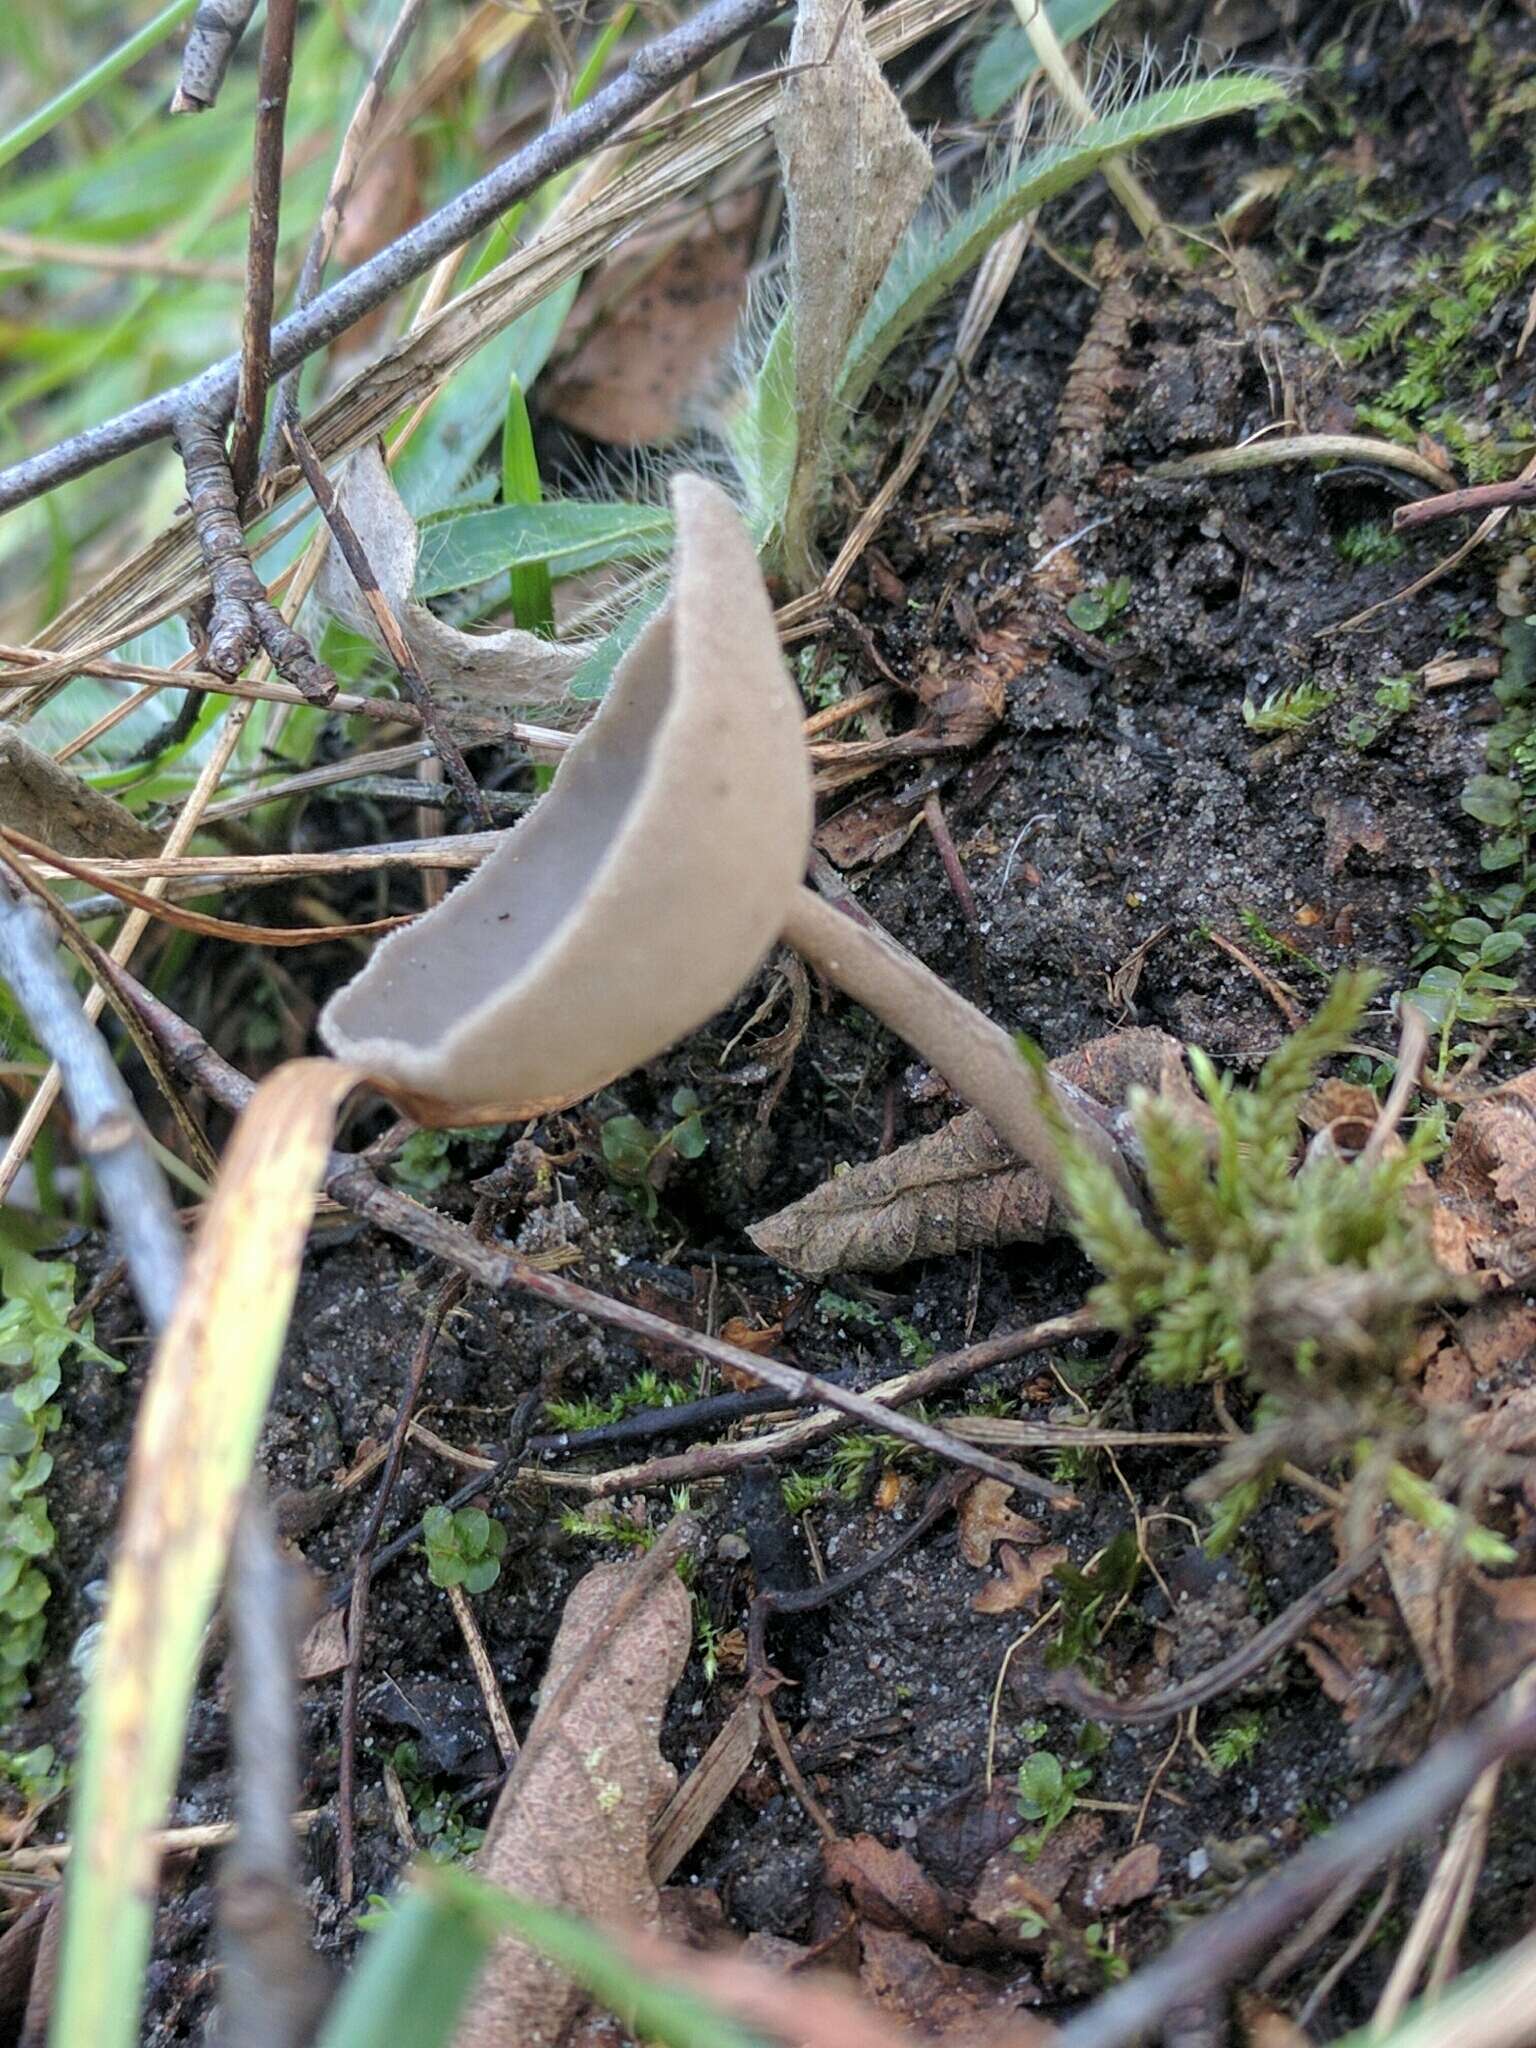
[1434,1067,1536,1283]
[858,1924,1044,2044]
[751,1026,1194,1276]
[775,0,931,582]
[456,1554,691,2048]
[316,443,584,723]
[957,1481,1043,1569]
[295,1605,350,1682]
[1093,1841,1161,1913]
[824,1833,951,1945]
[544,196,759,446]
[0,725,158,858]
[971,1542,1068,1615]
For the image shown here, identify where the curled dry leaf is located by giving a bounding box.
[858,1924,1045,2045]
[775,0,931,583]
[824,1834,951,1946]
[457,1556,691,2048]
[315,443,584,722]
[0,725,158,858]
[957,1480,1043,1569]
[750,1026,1191,1276]
[544,193,759,446]
[971,1541,1068,1615]
[1433,1066,1536,1282]
[1093,1841,1162,1914]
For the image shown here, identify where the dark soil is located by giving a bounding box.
[11,2,1536,2040]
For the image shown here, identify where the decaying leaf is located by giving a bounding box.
[750,1026,1193,1276]
[0,725,158,858]
[1093,1841,1161,1913]
[1434,1067,1536,1282]
[957,1480,1043,1569]
[971,1541,1068,1615]
[544,194,759,446]
[1382,1518,1461,1700]
[775,0,931,582]
[457,1555,691,2048]
[295,1605,350,1682]
[970,1812,1103,1934]
[316,444,584,722]
[824,1834,951,1945]
[858,1924,1044,2044]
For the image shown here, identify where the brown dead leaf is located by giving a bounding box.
[1453,1572,1536,1718]
[543,195,759,446]
[1298,1617,1380,1723]
[750,1026,1193,1276]
[1239,1992,1317,2048]
[1314,795,1386,877]
[296,1606,349,1682]
[331,134,421,352]
[1433,1068,1536,1282]
[632,1930,928,2048]
[825,1834,950,1945]
[815,791,926,871]
[858,1925,1043,2044]
[957,1482,1043,1569]
[0,726,158,858]
[1093,1842,1161,1914]
[719,1315,784,1360]
[971,1542,1068,1616]
[915,1782,1022,1894]
[775,0,931,581]
[971,1812,1104,1933]
[456,1554,691,2048]
[1383,1520,1462,1698]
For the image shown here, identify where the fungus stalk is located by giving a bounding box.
[781,885,1136,1207]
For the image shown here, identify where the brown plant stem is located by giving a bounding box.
[1047,1539,1386,1725]
[73,944,1075,1505]
[229,0,301,499]
[282,410,487,823]
[174,411,335,698]
[263,0,433,462]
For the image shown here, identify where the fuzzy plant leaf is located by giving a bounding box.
[773,0,932,585]
[967,0,1118,121]
[841,71,1287,414]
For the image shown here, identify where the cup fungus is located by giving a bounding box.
[320,473,1131,1201]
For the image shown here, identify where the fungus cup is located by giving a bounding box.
[319,470,1131,1201]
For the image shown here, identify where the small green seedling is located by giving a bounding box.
[1067,576,1133,634]
[1206,1713,1265,1774]
[1047,1530,1142,1673]
[421,1505,507,1594]
[1013,1747,1092,1860]
[599,1089,709,1219]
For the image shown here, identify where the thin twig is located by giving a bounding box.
[229,0,302,498]
[1394,478,1536,531]
[1048,1540,1386,1725]
[263,0,433,460]
[445,1582,520,1767]
[282,410,487,823]
[218,1491,328,2048]
[1055,1669,1536,2048]
[0,878,184,1331]
[0,0,791,512]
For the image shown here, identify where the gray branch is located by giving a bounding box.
[0,0,788,515]
[0,878,183,1331]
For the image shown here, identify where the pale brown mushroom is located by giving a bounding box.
[319,473,1131,1202]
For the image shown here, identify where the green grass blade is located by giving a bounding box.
[843,71,1287,410]
[311,1883,495,2048]
[49,1063,359,2048]
[414,500,672,596]
[499,374,555,636]
[0,0,200,175]
[320,1865,775,2048]
[967,0,1119,120]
